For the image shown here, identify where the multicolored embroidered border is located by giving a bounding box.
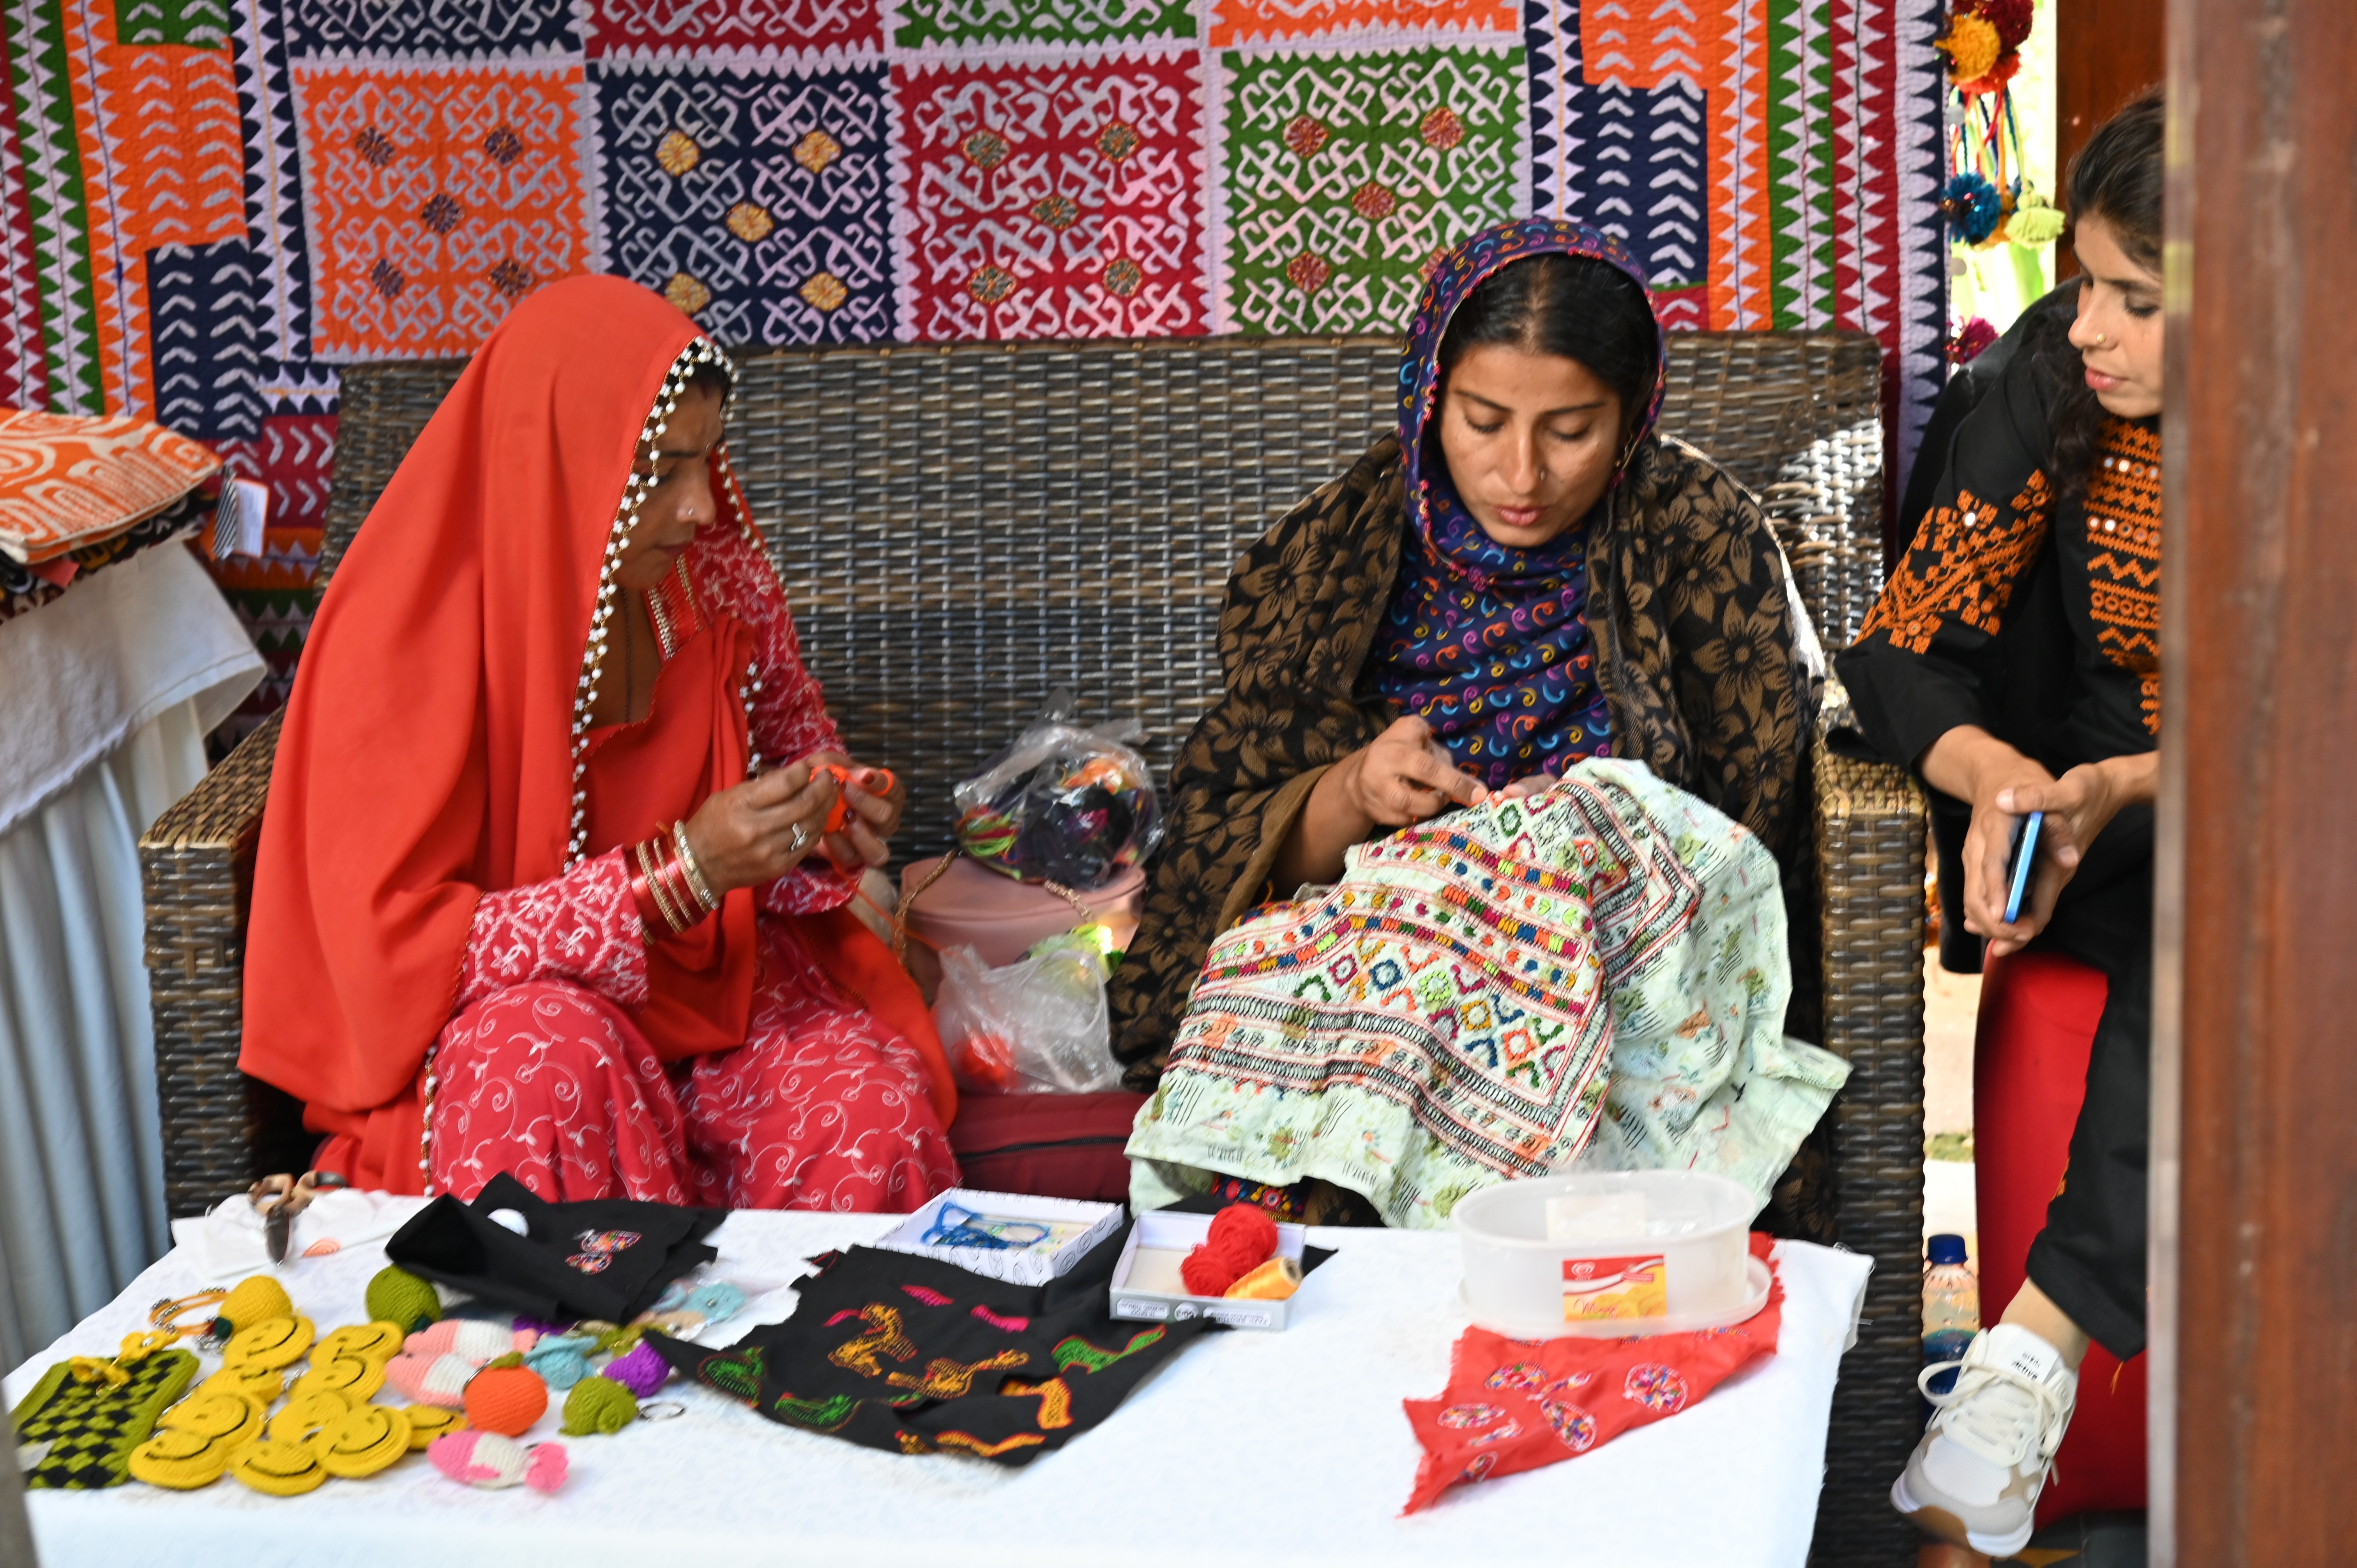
[0,0,1947,736]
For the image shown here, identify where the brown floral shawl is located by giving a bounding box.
[1108,429,1813,1089]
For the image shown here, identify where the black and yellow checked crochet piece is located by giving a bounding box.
[11,1347,198,1489]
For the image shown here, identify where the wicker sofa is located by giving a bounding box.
[140,333,1923,1563]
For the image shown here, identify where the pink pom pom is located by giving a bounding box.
[604,1341,667,1398]
[524,1442,569,1494]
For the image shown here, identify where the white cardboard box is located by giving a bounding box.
[1106,1209,1311,1331]
[870,1187,1123,1286]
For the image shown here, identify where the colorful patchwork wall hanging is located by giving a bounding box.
[2,0,1948,740]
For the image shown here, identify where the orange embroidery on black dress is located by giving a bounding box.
[2082,418,2163,735]
[1859,473,2054,654]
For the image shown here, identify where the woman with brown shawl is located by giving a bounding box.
[1109,220,1821,1216]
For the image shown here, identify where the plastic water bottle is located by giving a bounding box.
[1920,1233,1979,1427]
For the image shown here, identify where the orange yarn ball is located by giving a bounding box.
[463,1365,548,1438]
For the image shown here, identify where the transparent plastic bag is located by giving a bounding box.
[952,690,1163,893]
[931,936,1122,1095]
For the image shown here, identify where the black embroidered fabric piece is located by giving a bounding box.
[385,1172,723,1322]
[649,1226,1225,1465]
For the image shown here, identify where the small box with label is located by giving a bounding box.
[1106,1210,1311,1332]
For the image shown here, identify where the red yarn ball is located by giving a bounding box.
[1972,0,2032,51]
[1179,1204,1282,1296]
[1206,1204,1279,1269]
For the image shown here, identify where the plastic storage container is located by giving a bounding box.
[1453,1171,1769,1338]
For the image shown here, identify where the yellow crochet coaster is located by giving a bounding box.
[229,1439,328,1497]
[223,1314,316,1373]
[292,1354,386,1404]
[198,1364,284,1404]
[159,1391,268,1449]
[316,1321,406,1363]
[401,1406,467,1450]
[127,1428,234,1490]
[315,1406,412,1479]
[265,1390,350,1446]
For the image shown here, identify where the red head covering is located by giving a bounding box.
[241,276,727,1142]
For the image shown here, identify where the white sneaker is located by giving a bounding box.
[1889,1323,2079,1556]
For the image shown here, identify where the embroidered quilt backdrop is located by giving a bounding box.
[2,0,1947,739]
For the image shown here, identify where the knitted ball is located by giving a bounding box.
[560,1374,639,1437]
[603,1340,668,1399]
[1975,0,2033,50]
[218,1275,294,1334]
[366,1266,442,1333]
[464,1363,548,1437]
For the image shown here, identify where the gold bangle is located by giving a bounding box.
[672,820,720,912]
[635,837,691,934]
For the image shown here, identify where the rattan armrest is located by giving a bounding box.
[139,708,285,1217]
[1809,738,1929,1565]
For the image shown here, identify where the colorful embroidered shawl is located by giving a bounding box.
[1366,221,1668,788]
[1128,759,1838,1228]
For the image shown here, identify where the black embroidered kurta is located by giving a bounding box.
[1110,431,1813,1088]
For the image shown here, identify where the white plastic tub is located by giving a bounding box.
[1453,1171,1770,1338]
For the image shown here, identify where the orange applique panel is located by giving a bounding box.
[0,408,223,562]
[1858,475,2053,655]
[2081,419,2164,734]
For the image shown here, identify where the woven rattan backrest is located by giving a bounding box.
[322,332,1881,862]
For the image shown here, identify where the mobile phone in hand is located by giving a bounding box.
[2004,811,2045,926]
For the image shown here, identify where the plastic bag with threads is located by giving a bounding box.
[952,690,1163,893]
[933,934,1122,1095]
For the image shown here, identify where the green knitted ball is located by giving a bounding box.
[364,1266,441,1334]
[560,1374,638,1437]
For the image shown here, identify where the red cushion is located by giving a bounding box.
[948,1091,1147,1204]
[1973,949,2147,1525]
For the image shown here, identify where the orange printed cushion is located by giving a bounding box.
[0,408,220,564]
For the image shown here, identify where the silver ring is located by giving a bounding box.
[788,824,809,854]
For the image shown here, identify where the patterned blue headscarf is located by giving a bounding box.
[1367,219,1667,789]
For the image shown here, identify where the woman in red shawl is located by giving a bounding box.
[239,276,958,1210]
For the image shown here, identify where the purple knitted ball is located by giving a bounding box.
[605,1341,668,1398]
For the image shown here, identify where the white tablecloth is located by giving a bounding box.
[0,546,264,1371]
[9,1210,1873,1568]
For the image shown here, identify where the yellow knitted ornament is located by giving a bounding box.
[159,1390,269,1449]
[128,1428,235,1490]
[219,1276,295,1335]
[223,1314,316,1372]
[401,1406,468,1450]
[2010,191,2067,246]
[199,1363,285,1404]
[317,1321,406,1363]
[292,1354,387,1404]
[1939,13,2001,82]
[315,1405,413,1479]
[229,1438,329,1497]
[265,1389,351,1446]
